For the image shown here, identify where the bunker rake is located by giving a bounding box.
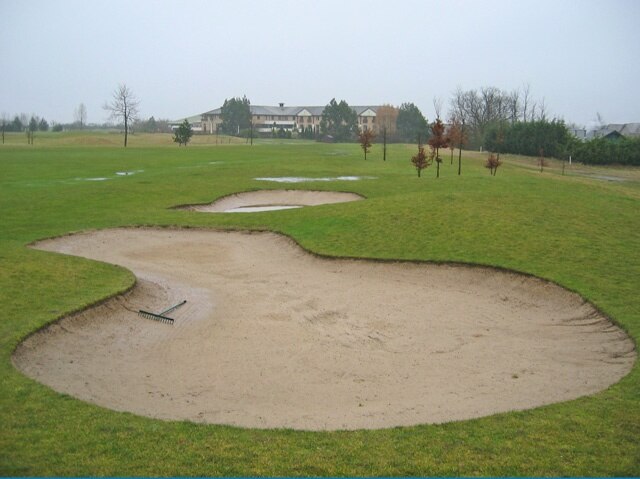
[138,300,187,325]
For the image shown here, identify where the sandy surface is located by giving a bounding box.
[14,228,635,430]
[181,189,363,212]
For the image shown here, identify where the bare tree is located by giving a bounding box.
[522,83,532,122]
[74,103,87,129]
[449,86,510,144]
[507,89,521,124]
[433,96,443,120]
[447,120,462,165]
[530,102,537,123]
[103,84,139,147]
[538,97,548,121]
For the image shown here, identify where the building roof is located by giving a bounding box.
[202,104,380,117]
[620,123,640,136]
[590,123,640,139]
[170,114,203,125]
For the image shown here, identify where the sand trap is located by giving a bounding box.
[14,229,635,431]
[182,189,363,213]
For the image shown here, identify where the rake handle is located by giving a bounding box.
[159,300,187,316]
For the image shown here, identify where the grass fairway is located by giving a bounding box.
[1,133,639,476]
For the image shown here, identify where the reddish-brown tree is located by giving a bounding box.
[358,128,375,160]
[411,144,431,177]
[485,153,502,176]
[428,118,449,178]
[447,118,468,175]
[447,122,462,165]
[537,147,548,172]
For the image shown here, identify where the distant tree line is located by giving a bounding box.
[483,120,572,159]
[1,113,50,144]
[2,114,49,132]
[215,87,552,148]
[448,84,551,148]
[480,117,640,166]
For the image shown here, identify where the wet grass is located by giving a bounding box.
[0,134,639,476]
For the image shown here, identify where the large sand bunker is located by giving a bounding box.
[14,229,635,430]
[182,189,363,213]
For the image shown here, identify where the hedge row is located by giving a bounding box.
[571,137,640,166]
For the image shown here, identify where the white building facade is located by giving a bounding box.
[200,103,380,135]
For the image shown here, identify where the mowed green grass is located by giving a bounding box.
[1,133,639,476]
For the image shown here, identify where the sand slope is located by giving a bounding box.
[182,189,364,213]
[13,228,635,430]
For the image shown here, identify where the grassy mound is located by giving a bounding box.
[1,133,638,476]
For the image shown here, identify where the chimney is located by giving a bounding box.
[279,102,284,109]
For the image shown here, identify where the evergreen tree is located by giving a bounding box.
[220,96,251,136]
[320,98,358,141]
[173,119,194,146]
[397,103,429,143]
[27,116,38,145]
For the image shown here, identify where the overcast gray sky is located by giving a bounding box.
[1,0,639,127]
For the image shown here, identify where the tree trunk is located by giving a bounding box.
[458,147,462,175]
[124,114,128,147]
[383,127,387,161]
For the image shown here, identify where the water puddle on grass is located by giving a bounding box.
[255,176,376,183]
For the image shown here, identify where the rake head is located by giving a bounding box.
[138,300,186,325]
[138,310,174,324]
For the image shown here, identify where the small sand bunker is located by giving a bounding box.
[14,229,635,431]
[183,189,363,213]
